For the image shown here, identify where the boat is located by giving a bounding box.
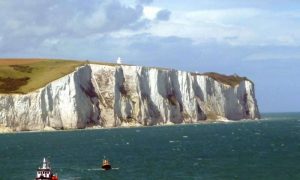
[101,157,111,170]
[35,158,59,180]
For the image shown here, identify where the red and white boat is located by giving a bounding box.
[35,158,59,180]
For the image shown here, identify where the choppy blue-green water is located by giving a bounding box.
[1,113,300,180]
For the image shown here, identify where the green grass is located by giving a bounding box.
[0,59,85,94]
[0,58,135,94]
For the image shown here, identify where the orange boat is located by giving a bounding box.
[35,158,59,180]
[101,157,111,170]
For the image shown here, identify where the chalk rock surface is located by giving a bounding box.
[0,64,260,132]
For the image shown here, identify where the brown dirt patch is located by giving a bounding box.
[0,77,30,93]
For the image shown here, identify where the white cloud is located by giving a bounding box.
[0,0,154,53]
[143,6,161,20]
[184,8,261,24]
[1,0,300,60]
[156,9,171,21]
[244,52,300,61]
[85,9,106,29]
[141,7,300,46]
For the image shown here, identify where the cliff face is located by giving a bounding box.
[0,64,260,131]
[0,65,99,131]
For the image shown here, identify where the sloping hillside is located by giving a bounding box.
[0,59,84,93]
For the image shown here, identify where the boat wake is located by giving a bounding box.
[87,167,120,171]
[64,177,81,180]
[87,168,102,171]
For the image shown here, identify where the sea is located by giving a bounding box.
[0,113,300,180]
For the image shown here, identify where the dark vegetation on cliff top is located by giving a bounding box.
[0,58,250,94]
[200,72,249,87]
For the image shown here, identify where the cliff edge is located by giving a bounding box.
[0,62,260,132]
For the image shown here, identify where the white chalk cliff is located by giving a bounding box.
[0,64,260,131]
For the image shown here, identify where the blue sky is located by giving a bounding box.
[0,0,299,112]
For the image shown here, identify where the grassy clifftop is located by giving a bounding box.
[0,59,85,94]
[0,58,250,94]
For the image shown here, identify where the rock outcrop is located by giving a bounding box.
[0,64,260,132]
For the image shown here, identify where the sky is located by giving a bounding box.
[0,0,300,112]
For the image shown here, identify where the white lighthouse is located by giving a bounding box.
[116,57,122,64]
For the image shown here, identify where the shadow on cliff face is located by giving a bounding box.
[238,82,251,119]
[243,92,250,117]
[114,67,124,126]
[139,67,162,125]
[75,65,101,128]
[169,70,185,123]
[192,76,207,121]
[114,67,136,126]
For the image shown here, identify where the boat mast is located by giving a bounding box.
[42,157,50,169]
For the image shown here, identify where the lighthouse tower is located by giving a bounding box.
[116,57,122,64]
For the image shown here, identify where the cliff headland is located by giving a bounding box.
[0,59,260,132]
